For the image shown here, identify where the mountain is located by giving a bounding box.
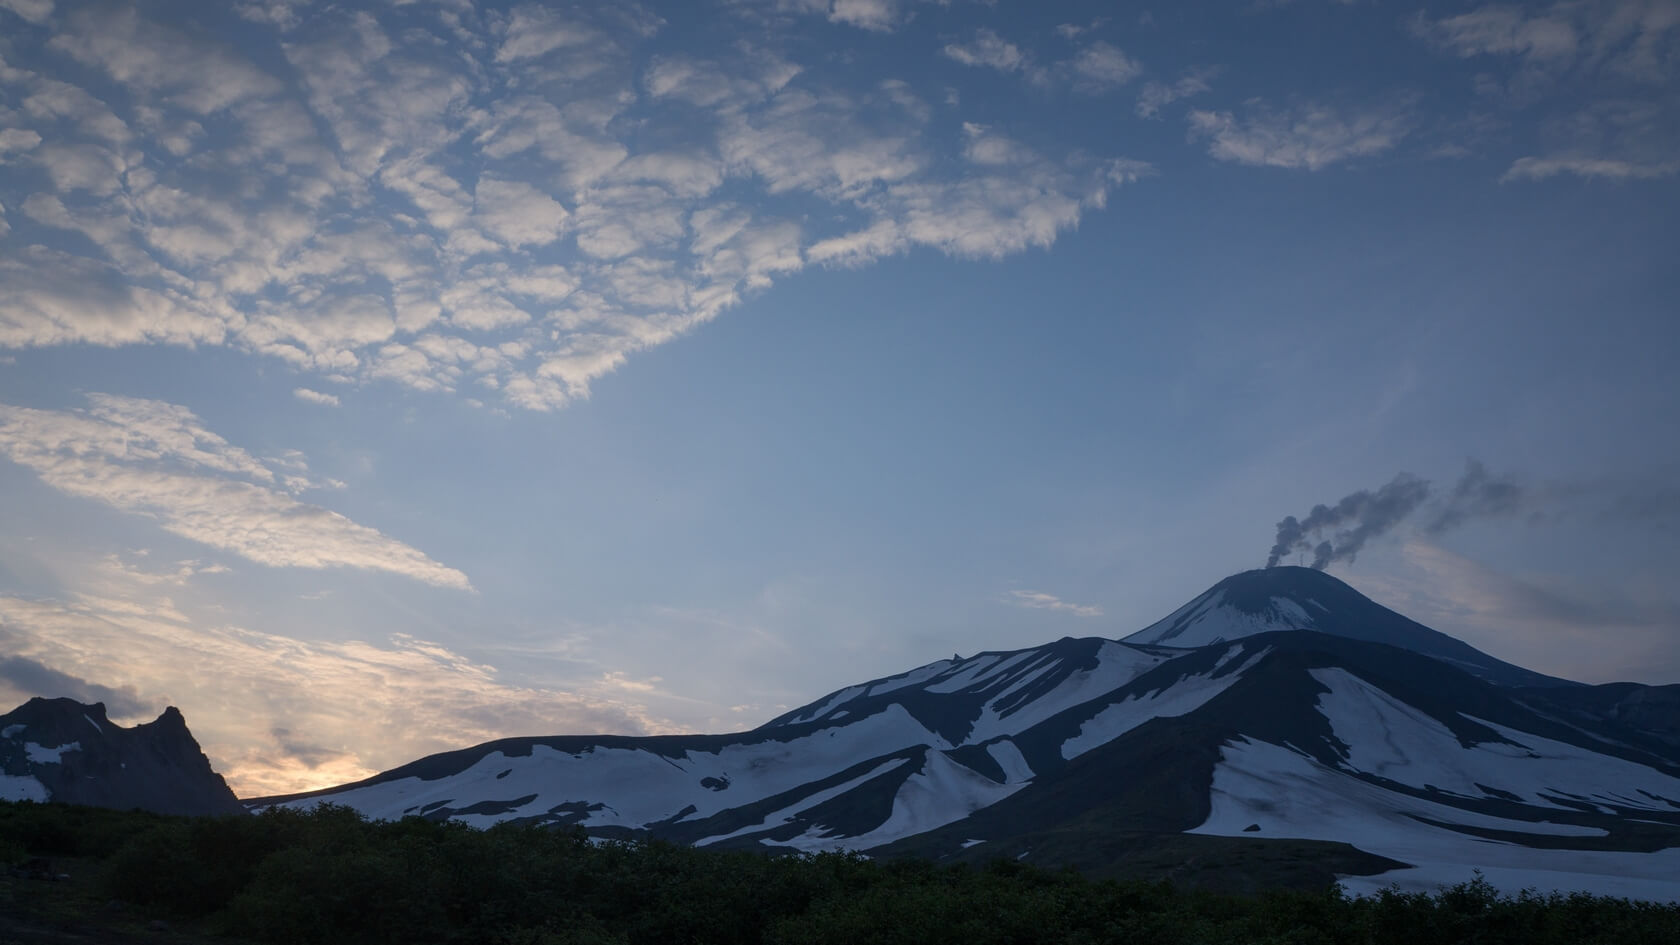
[1124,566,1572,688]
[0,697,243,816]
[252,569,1680,899]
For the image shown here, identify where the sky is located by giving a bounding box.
[0,0,1676,797]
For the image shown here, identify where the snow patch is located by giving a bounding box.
[1,774,48,802]
[25,741,80,764]
[1128,590,1321,648]
[696,758,906,847]
[1310,667,1680,811]
[780,750,1025,852]
[1060,649,1267,759]
[83,713,103,734]
[1,724,23,739]
[277,702,954,833]
[1189,738,1680,902]
[985,739,1035,783]
[966,642,1162,744]
[961,838,986,848]
[1270,596,1312,626]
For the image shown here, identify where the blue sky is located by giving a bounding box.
[0,0,1676,794]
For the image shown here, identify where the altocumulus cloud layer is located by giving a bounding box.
[0,0,1145,410]
[0,394,472,589]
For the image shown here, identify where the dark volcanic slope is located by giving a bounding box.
[0,697,243,816]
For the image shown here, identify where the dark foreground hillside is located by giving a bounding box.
[3,800,1677,945]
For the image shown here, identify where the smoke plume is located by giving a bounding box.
[1425,459,1525,534]
[1266,460,1680,570]
[1265,473,1432,569]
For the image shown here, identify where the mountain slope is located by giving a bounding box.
[249,571,1680,898]
[1123,566,1571,688]
[0,697,243,816]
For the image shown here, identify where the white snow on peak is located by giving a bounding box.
[1128,591,1314,648]
[1269,596,1312,626]
[1060,648,1268,760]
[1310,667,1680,811]
[24,741,80,764]
[1,774,49,802]
[1191,737,1680,902]
[1,724,23,739]
[83,713,103,734]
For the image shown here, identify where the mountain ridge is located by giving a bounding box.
[8,566,1678,898]
[0,696,243,816]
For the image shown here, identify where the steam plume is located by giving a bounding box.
[1265,473,1431,569]
[1267,460,1679,570]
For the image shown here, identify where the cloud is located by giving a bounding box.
[1412,3,1680,180]
[0,655,148,717]
[1350,540,1680,684]
[0,570,680,794]
[942,28,1028,73]
[292,387,340,407]
[1066,41,1142,92]
[0,394,472,590]
[1188,101,1413,170]
[1008,589,1103,618]
[829,0,901,32]
[1135,67,1218,119]
[1502,154,1680,181]
[0,2,1146,412]
[0,0,54,26]
[1412,5,1580,65]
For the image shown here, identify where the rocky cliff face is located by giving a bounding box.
[0,697,243,816]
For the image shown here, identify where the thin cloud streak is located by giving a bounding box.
[0,555,683,795]
[1008,589,1103,618]
[0,394,472,590]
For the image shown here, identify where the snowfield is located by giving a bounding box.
[1311,667,1680,811]
[1193,737,1680,902]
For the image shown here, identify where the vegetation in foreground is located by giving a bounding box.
[2,800,1677,945]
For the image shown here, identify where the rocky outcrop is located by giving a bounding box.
[0,697,243,816]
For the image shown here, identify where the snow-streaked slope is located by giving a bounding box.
[760,637,1166,745]
[1128,590,1314,648]
[1125,567,1567,688]
[1061,647,1268,759]
[781,749,1028,852]
[1311,667,1680,811]
[1194,738,1680,902]
[268,702,949,831]
[249,569,1678,900]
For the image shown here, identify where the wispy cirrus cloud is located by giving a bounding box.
[0,552,679,794]
[0,394,471,589]
[0,2,1144,411]
[1007,589,1103,618]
